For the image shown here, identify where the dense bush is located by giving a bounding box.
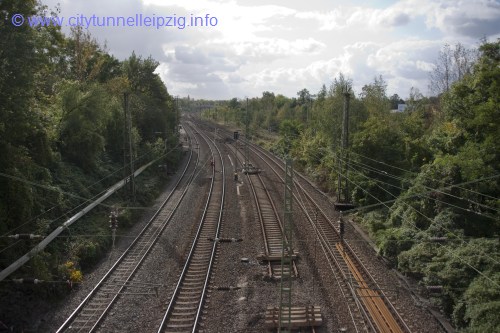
[0,0,180,312]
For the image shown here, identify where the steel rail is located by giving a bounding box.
[56,123,198,332]
[247,143,369,332]
[157,123,225,333]
[249,141,411,333]
[226,138,298,279]
[204,124,366,331]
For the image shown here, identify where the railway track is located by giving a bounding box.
[249,171,298,279]
[157,124,226,333]
[207,122,409,333]
[200,121,296,279]
[229,142,298,279]
[249,142,411,333]
[194,120,325,332]
[56,124,199,333]
[246,143,370,332]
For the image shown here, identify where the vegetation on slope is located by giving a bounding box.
[0,1,180,325]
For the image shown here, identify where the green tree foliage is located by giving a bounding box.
[0,1,178,311]
[389,93,404,110]
[359,75,390,116]
[0,0,54,253]
[123,52,175,143]
[457,272,500,332]
[276,119,303,156]
[386,40,499,330]
[58,82,114,170]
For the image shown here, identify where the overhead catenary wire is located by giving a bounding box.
[337,154,500,219]
[346,161,497,220]
[320,145,499,252]
[341,158,500,267]
[340,151,500,215]
[333,165,500,289]
[347,148,499,201]
[289,132,499,213]
[0,154,165,283]
[265,128,499,203]
[0,145,181,239]
[268,131,500,216]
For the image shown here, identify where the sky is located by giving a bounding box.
[40,0,500,100]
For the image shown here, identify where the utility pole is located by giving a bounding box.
[244,98,250,171]
[109,209,118,249]
[124,92,135,202]
[279,158,294,332]
[233,131,239,172]
[175,96,179,139]
[337,89,351,203]
[339,211,345,243]
[123,95,128,183]
[342,90,350,202]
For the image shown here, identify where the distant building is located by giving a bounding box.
[397,103,407,112]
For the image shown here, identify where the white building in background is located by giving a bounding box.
[397,103,407,112]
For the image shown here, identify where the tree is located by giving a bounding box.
[317,84,327,102]
[63,27,106,83]
[351,115,406,205]
[297,88,311,105]
[58,83,113,170]
[123,53,175,142]
[457,272,500,332]
[278,119,303,156]
[389,93,404,110]
[429,43,477,96]
[359,75,390,116]
[228,97,239,110]
[0,0,52,243]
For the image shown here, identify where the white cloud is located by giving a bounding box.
[294,10,345,30]
[393,0,500,38]
[229,37,325,59]
[39,0,500,99]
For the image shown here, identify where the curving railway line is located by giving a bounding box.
[204,120,412,333]
[51,116,439,332]
[228,139,298,280]
[157,123,226,333]
[248,138,411,333]
[249,171,298,279]
[56,124,200,333]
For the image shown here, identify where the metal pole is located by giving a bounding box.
[0,160,156,282]
[123,94,128,184]
[338,89,351,203]
[124,93,135,202]
[234,132,238,173]
[279,158,293,332]
[175,96,179,139]
[343,92,350,201]
[245,98,249,171]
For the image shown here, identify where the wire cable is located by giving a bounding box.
[334,167,500,289]
[0,145,180,239]
[343,160,500,267]
[340,155,500,218]
[347,149,499,201]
